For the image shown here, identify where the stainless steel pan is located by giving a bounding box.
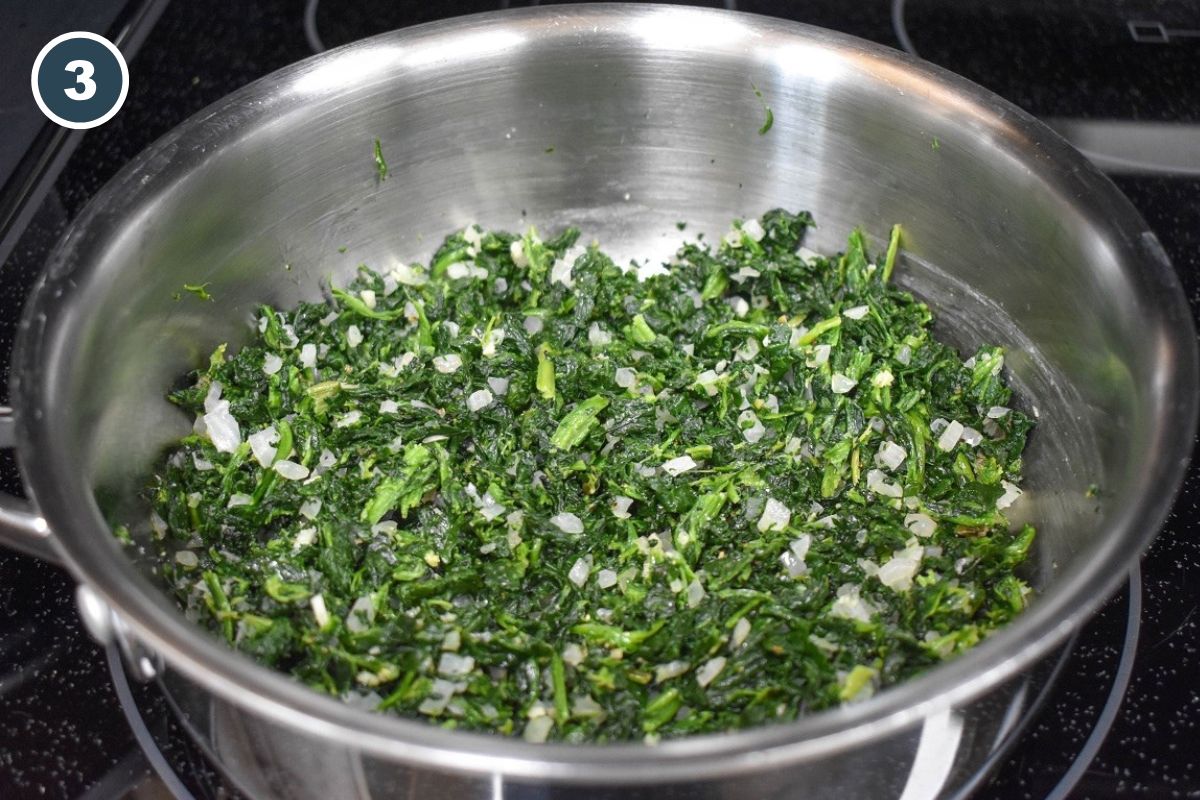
[1,5,1195,798]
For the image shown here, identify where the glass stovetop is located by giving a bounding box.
[1,1,1197,798]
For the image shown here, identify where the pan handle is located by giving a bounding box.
[0,405,59,564]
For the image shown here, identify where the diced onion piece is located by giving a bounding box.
[334,410,361,428]
[247,425,279,468]
[300,343,317,368]
[866,469,903,498]
[996,480,1023,510]
[174,550,199,568]
[380,399,399,414]
[481,327,506,357]
[596,569,618,589]
[877,543,924,592]
[310,594,330,628]
[696,656,727,688]
[203,401,242,454]
[346,325,363,348]
[262,353,283,375]
[782,534,812,578]
[780,549,806,579]
[523,716,553,743]
[636,260,670,281]
[830,373,857,394]
[735,337,760,362]
[418,678,459,716]
[742,218,765,242]
[274,460,310,481]
[433,354,463,374]
[694,369,721,396]
[790,534,812,562]
[470,227,493,256]
[615,367,637,388]
[662,455,697,476]
[739,409,766,443]
[345,596,375,633]
[588,323,612,347]
[961,426,983,447]
[437,652,476,676]
[478,493,505,521]
[654,660,690,683]
[731,617,752,648]
[508,238,529,268]
[487,376,510,396]
[610,496,634,519]
[299,498,322,520]
[562,643,586,666]
[936,419,964,451]
[843,305,869,320]
[572,695,604,718]
[904,513,937,538]
[550,258,574,287]
[685,578,706,608]
[550,512,584,534]
[568,556,592,588]
[829,584,877,623]
[393,263,428,286]
[810,344,832,366]
[467,389,494,412]
[294,527,317,550]
[858,558,880,577]
[757,498,791,532]
[987,406,1011,419]
[359,289,376,309]
[875,440,907,471]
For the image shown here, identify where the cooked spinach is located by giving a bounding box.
[373,137,388,181]
[752,83,774,135]
[140,210,1035,743]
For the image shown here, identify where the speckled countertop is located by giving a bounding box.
[1,1,1197,798]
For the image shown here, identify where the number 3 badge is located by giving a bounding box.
[31,32,129,130]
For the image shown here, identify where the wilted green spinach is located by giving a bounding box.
[139,210,1035,743]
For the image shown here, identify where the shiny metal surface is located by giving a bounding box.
[3,5,1197,798]
[0,406,55,562]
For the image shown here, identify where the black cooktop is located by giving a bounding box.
[1,2,1198,799]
